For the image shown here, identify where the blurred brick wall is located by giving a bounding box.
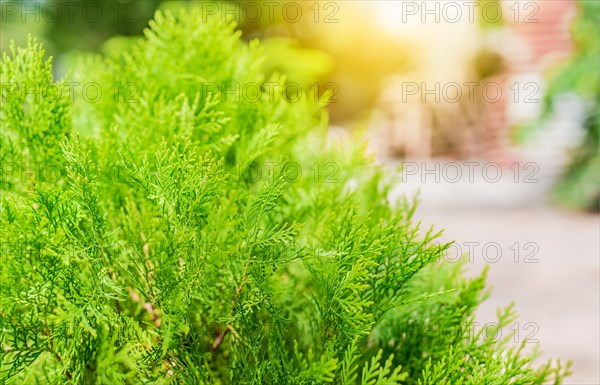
[486,0,576,161]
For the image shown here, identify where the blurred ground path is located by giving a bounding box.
[382,115,598,383]
[385,158,600,383]
[414,206,599,385]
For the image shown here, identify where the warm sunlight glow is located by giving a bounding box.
[371,1,404,34]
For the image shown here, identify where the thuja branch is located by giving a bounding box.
[0,10,571,385]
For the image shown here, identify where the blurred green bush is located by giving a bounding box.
[535,0,599,211]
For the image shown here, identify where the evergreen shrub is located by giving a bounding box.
[0,10,571,384]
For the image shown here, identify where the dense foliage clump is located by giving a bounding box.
[0,11,570,384]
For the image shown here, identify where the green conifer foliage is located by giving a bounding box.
[1,10,571,384]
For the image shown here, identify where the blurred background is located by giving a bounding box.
[2,0,598,383]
